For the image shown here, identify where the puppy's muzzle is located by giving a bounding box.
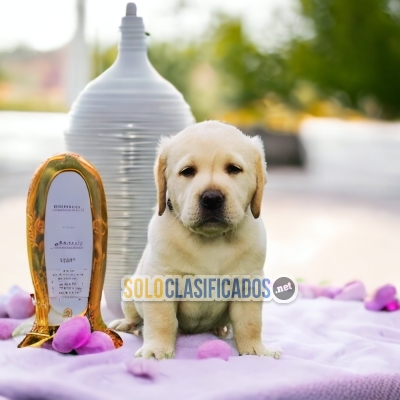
[200,190,225,211]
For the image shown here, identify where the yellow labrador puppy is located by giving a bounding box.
[110,120,273,359]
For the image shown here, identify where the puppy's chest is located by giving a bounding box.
[177,301,228,334]
[167,243,254,276]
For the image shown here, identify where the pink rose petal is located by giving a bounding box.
[365,284,397,311]
[52,316,91,353]
[75,331,115,355]
[127,359,159,380]
[5,292,35,319]
[334,281,366,301]
[0,318,22,340]
[384,300,400,312]
[197,340,232,361]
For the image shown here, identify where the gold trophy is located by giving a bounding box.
[18,153,122,349]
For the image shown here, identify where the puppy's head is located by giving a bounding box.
[155,121,267,237]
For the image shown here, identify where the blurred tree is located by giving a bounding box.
[148,42,200,110]
[92,2,400,123]
[92,16,292,121]
[148,17,294,120]
[289,0,400,117]
[205,16,292,109]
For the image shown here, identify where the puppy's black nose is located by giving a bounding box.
[200,190,225,210]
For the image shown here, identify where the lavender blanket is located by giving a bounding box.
[1,298,400,399]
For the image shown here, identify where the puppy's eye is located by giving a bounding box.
[180,166,196,177]
[226,164,242,175]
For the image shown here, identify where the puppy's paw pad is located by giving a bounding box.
[135,346,175,360]
[238,343,281,358]
[108,318,141,334]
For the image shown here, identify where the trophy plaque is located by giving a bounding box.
[18,153,122,349]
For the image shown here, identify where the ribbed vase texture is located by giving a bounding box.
[65,10,195,316]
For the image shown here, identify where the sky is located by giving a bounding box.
[0,0,300,52]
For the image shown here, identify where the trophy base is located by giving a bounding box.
[18,323,123,349]
[104,328,123,349]
[17,323,58,348]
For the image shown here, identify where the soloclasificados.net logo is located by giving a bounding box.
[121,275,298,304]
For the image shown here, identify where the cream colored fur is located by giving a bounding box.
[109,121,278,359]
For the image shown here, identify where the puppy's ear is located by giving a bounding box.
[154,137,170,216]
[250,136,267,219]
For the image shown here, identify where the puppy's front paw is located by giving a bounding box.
[108,318,142,336]
[135,345,175,360]
[237,342,281,359]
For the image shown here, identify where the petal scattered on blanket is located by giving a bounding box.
[52,316,91,353]
[365,284,397,311]
[1,299,400,399]
[5,291,35,319]
[126,358,159,380]
[197,339,232,361]
[0,318,22,340]
[334,281,366,301]
[384,300,400,312]
[75,331,115,355]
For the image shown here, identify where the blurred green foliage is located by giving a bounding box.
[289,0,400,118]
[148,42,200,114]
[92,0,400,121]
[202,16,291,109]
[148,17,289,121]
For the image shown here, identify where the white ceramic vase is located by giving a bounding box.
[65,3,195,317]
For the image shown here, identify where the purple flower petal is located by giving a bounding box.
[0,318,22,340]
[75,331,115,355]
[197,340,232,361]
[52,316,91,353]
[127,359,159,380]
[365,284,397,311]
[5,292,35,319]
[384,300,400,312]
[334,281,366,301]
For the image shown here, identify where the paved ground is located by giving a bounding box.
[1,113,399,294]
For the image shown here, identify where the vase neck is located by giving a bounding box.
[118,15,147,52]
[115,14,151,70]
